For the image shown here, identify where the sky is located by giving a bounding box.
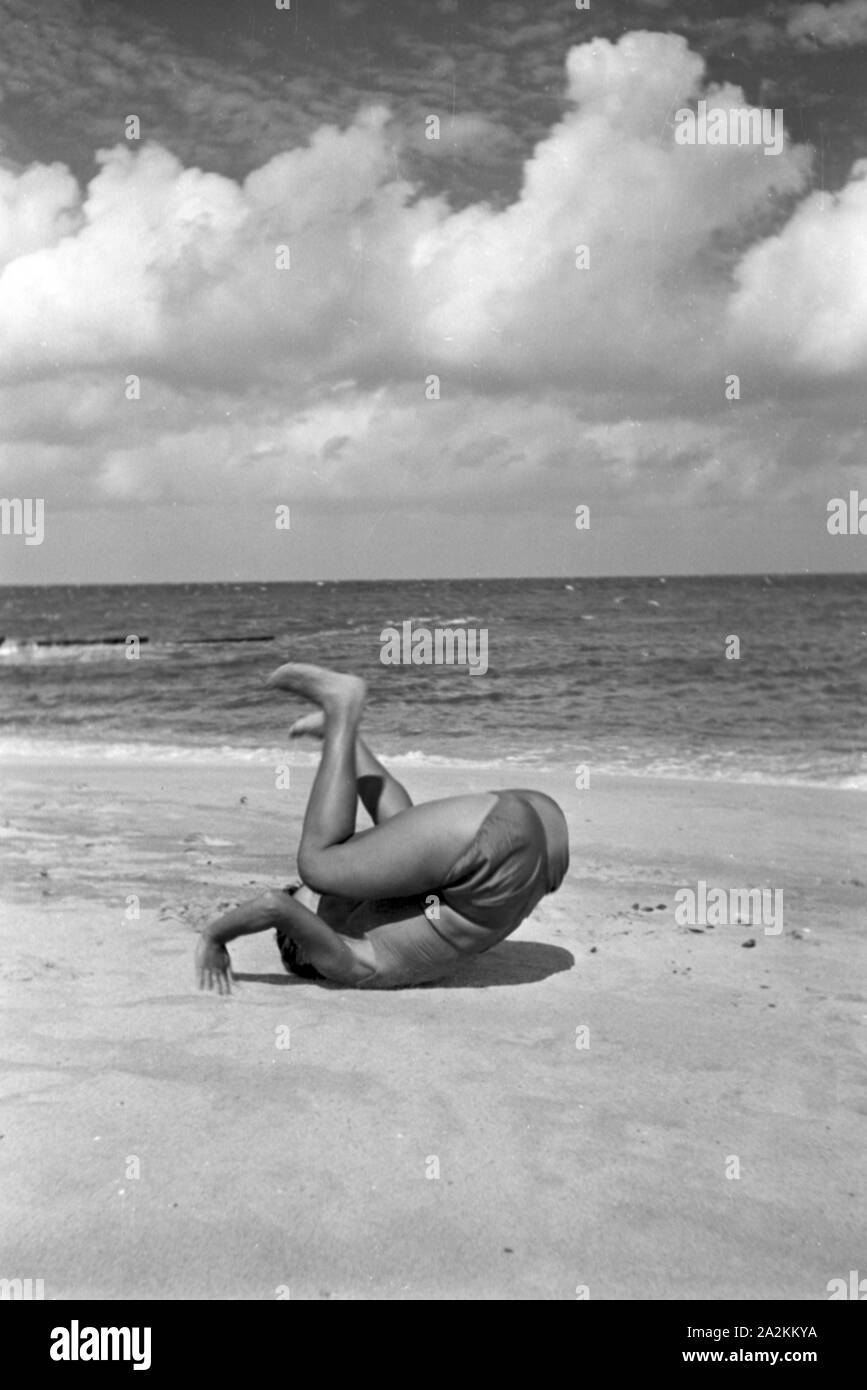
[1,0,866,582]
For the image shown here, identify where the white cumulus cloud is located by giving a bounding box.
[0,28,863,523]
[787,1,867,47]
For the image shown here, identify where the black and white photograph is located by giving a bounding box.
[1,0,865,1331]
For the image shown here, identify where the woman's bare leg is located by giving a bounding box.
[270,663,367,852]
[356,734,413,823]
[289,710,413,824]
[199,663,495,991]
[269,662,495,899]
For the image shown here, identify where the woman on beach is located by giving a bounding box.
[195,663,570,991]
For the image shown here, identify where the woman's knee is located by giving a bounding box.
[296,847,331,895]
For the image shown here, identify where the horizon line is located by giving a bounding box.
[2,569,866,588]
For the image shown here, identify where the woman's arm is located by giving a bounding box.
[196,888,373,991]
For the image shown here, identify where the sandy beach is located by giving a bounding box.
[1,754,864,1300]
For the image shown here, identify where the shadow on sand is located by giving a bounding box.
[234,940,573,990]
[429,940,574,988]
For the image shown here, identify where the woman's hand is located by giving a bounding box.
[196,933,233,994]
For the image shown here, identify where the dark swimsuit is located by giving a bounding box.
[354,789,570,989]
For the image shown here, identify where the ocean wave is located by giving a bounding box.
[421,688,504,702]
[0,639,148,664]
[0,635,275,664]
[282,625,370,642]
[387,748,541,770]
[0,737,321,765]
[380,617,483,628]
[0,736,531,772]
[0,736,863,789]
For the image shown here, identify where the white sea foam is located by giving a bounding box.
[0,737,863,789]
[0,640,139,664]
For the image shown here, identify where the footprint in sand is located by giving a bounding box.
[181,833,235,848]
[158,899,240,929]
[0,963,35,982]
[0,957,83,982]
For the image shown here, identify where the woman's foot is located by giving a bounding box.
[266,663,366,718]
[288,709,325,740]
